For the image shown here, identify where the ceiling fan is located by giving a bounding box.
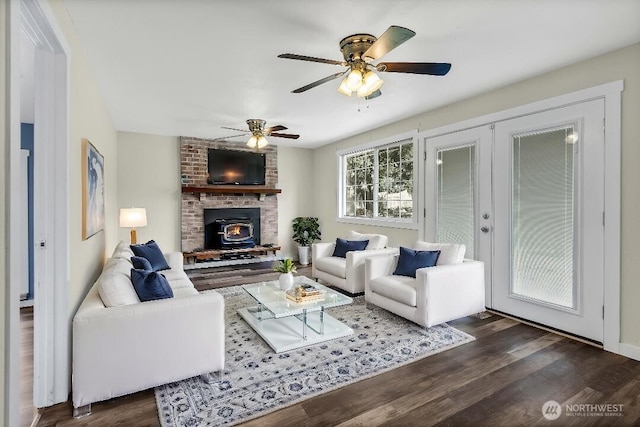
[278,25,451,99]
[221,119,300,149]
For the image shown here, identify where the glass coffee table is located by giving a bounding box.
[237,276,353,353]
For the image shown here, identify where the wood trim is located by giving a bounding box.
[183,245,281,263]
[181,186,281,195]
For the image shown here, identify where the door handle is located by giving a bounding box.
[481,226,490,233]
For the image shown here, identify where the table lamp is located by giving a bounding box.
[119,208,147,244]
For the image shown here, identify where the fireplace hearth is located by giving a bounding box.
[204,208,261,250]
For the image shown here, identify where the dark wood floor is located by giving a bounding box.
[21,306,36,427]
[36,265,640,426]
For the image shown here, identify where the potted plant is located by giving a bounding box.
[292,217,321,266]
[273,258,297,291]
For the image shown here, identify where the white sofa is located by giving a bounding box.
[365,241,485,328]
[312,231,398,294]
[72,241,225,415]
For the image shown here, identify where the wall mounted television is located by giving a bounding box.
[207,148,266,185]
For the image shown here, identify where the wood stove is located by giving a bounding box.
[204,208,260,250]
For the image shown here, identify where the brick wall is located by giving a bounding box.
[180,137,278,252]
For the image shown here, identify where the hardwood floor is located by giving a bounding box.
[20,306,36,427]
[36,267,640,426]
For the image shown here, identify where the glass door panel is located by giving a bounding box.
[511,127,576,309]
[437,145,476,259]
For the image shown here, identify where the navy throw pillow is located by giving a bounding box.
[130,269,174,302]
[332,238,369,258]
[393,246,441,278]
[131,256,153,271]
[130,240,170,271]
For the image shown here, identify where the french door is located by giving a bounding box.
[425,126,493,298]
[425,99,605,343]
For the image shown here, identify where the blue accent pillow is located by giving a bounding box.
[131,256,153,271]
[332,238,369,258]
[130,269,174,302]
[130,240,170,271]
[393,246,441,278]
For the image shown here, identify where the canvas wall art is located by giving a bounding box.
[82,138,104,240]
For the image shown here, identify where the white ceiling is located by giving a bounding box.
[63,0,640,148]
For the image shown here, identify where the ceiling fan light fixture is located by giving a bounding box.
[363,70,383,93]
[256,135,269,149]
[337,78,353,96]
[246,135,259,148]
[345,69,363,91]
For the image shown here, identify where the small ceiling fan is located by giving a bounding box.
[278,25,451,99]
[221,119,300,149]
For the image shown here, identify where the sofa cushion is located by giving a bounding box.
[98,268,140,307]
[172,286,199,298]
[332,238,369,258]
[315,256,347,279]
[130,269,174,302]
[131,256,153,271]
[413,241,465,265]
[393,247,440,278]
[347,231,388,250]
[111,240,135,261]
[370,275,417,306]
[130,240,170,271]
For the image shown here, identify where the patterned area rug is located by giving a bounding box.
[155,284,475,426]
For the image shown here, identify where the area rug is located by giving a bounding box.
[155,284,475,426]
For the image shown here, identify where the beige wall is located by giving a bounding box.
[277,146,315,259]
[313,43,640,347]
[115,135,315,260]
[49,0,119,316]
[1,1,7,421]
[117,132,181,251]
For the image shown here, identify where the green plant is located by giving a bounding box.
[273,258,297,274]
[292,217,321,247]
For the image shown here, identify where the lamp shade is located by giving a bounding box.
[119,208,147,228]
[256,135,268,148]
[337,78,352,96]
[345,69,363,91]
[246,135,258,148]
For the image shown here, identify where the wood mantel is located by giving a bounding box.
[181,185,281,195]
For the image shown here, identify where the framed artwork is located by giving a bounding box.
[82,138,105,240]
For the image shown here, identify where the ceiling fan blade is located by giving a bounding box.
[377,62,452,75]
[292,71,347,93]
[363,25,416,61]
[214,134,248,142]
[278,53,347,66]
[270,132,300,139]
[265,125,287,134]
[221,126,249,133]
[365,89,382,100]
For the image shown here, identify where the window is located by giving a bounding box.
[340,136,415,225]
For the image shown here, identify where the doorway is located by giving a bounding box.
[424,98,606,343]
[8,1,71,425]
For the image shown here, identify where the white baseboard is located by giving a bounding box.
[619,343,640,361]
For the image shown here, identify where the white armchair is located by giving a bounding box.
[365,241,485,328]
[312,231,398,294]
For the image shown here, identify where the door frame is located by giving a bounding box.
[7,0,70,423]
[417,80,622,354]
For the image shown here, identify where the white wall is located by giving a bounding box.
[117,132,181,251]
[313,43,640,348]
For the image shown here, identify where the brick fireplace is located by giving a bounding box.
[180,137,278,253]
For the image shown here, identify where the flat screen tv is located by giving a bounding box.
[207,149,266,185]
